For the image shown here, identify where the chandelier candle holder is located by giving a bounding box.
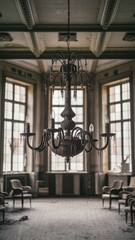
[20,0,115,159]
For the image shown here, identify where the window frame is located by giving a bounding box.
[3,78,28,172]
[101,75,132,172]
[1,73,34,173]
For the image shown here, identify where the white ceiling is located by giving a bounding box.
[0,0,135,75]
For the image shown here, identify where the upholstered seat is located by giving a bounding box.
[10,179,32,209]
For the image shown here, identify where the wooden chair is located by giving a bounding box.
[123,176,135,192]
[0,194,5,223]
[125,195,135,226]
[102,180,123,209]
[118,189,135,214]
[10,179,32,209]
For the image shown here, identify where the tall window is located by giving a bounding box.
[108,79,132,172]
[51,88,85,171]
[3,78,27,172]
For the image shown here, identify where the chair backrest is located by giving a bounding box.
[112,180,123,189]
[10,179,22,189]
[129,176,135,188]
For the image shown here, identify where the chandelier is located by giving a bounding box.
[21,0,115,160]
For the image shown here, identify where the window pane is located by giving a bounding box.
[122,82,130,100]
[53,107,64,122]
[51,152,65,171]
[123,122,131,159]
[3,121,12,172]
[122,102,130,119]
[52,90,65,105]
[15,85,26,103]
[71,90,83,105]
[110,104,121,121]
[72,107,83,122]
[70,153,84,171]
[5,82,13,100]
[14,103,25,121]
[109,85,120,102]
[4,102,13,119]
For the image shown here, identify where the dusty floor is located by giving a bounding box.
[0,197,135,240]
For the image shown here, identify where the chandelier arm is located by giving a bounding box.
[26,134,46,151]
[38,133,50,152]
[26,136,35,150]
[85,145,93,152]
[50,134,60,150]
[83,132,93,152]
[79,70,90,78]
[52,52,65,62]
[48,70,59,88]
[87,132,110,151]
[70,53,77,64]
[58,127,64,139]
[78,130,85,144]
[77,131,85,146]
[79,59,83,70]
[55,50,65,58]
[72,127,87,147]
[71,127,86,147]
[54,72,63,86]
[71,127,84,138]
[50,128,64,150]
[55,58,64,65]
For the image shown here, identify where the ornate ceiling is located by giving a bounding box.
[0,0,135,74]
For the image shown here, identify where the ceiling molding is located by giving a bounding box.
[0,50,135,59]
[15,0,35,30]
[93,0,120,57]
[100,0,121,29]
[91,32,112,57]
[0,24,135,32]
[15,0,45,57]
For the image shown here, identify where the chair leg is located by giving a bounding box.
[21,197,24,209]
[118,203,120,214]
[30,197,31,207]
[131,212,133,226]
[109,198,112,209]
[102,198,104,207]
[125,211,128,223]
[13,198,15,208]
[2,209,5,223]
